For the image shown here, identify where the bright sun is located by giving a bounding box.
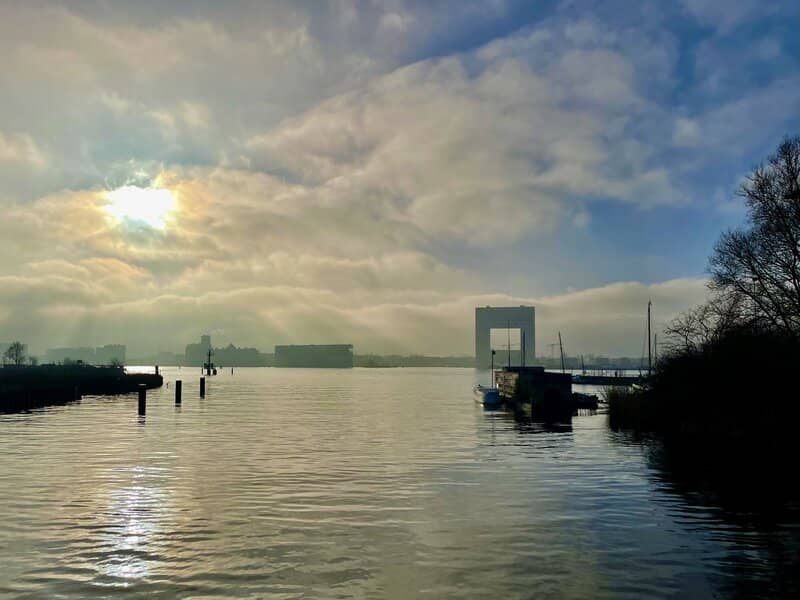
[104,185,176,229]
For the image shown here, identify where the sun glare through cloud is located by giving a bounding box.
[104,185,176,229]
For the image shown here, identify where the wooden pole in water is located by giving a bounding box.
[155,365,159,376]
[200,376,205,397]
[175,380,182,404]
[138,384,146,415]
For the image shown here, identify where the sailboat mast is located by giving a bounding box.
[558,331,566,374]
[647,301,652,376]
[507,320,511,369]
[654,333,658,365]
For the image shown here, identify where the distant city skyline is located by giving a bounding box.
[0,1,798,356]
[9,333,651,367]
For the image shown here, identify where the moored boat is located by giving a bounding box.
[474,384,502,408]
[572,391,599,410]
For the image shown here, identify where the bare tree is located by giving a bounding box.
[709,136,800,337]
[665,292,747,353]
[3,341,27,366]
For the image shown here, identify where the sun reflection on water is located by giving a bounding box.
[95,468,170,585]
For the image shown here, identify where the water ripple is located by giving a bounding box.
[1,367,798,598]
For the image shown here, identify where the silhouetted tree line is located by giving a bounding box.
[2,341,26,366]
[668,135,800,348]
[610,136,800,450]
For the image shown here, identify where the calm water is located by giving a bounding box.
[1,367,797,598]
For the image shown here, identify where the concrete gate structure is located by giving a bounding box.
[475,306,535,369]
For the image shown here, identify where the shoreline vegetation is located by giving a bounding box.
[605,137,800,495]
[605,329,800,437]
[0,364,163,413]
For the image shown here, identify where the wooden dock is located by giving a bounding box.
[496,367,574,422]
[572,373,640,386]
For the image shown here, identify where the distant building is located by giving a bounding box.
[44,345,126,365]
[275,344,354,368]
[185,335,213,366]
[354,354,475,368]
[44,347,96,364]
[95,344,126,365]
[214,343,263,366]
[184,335,267,366]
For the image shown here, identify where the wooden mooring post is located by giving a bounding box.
[138,384,147,415]
[200,376,205,397]
[175,380,182,404]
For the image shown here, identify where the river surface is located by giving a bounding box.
[1,367,797,598]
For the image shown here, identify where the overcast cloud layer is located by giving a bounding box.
[1,0,798,357]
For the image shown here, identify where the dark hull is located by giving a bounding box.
[572,374,640,386]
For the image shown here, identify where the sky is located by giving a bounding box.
[0,0,798,358]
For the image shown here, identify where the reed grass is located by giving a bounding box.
[604,386,659,431]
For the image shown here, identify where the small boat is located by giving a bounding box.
[572,392,599,410]
[474,384,502,408]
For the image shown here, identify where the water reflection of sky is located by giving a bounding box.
[1,367,799,597]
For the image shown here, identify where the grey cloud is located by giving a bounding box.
[247,31,683,243]
[0,1,789,356]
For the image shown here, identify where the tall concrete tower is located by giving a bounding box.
[474,306,535,368]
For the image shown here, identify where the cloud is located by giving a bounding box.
[0,1,795,357]
[0,161,709,356]
[671,76,800,160]
[247,20,686,244]
[681,0,784,33]
[0,131,45,166]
